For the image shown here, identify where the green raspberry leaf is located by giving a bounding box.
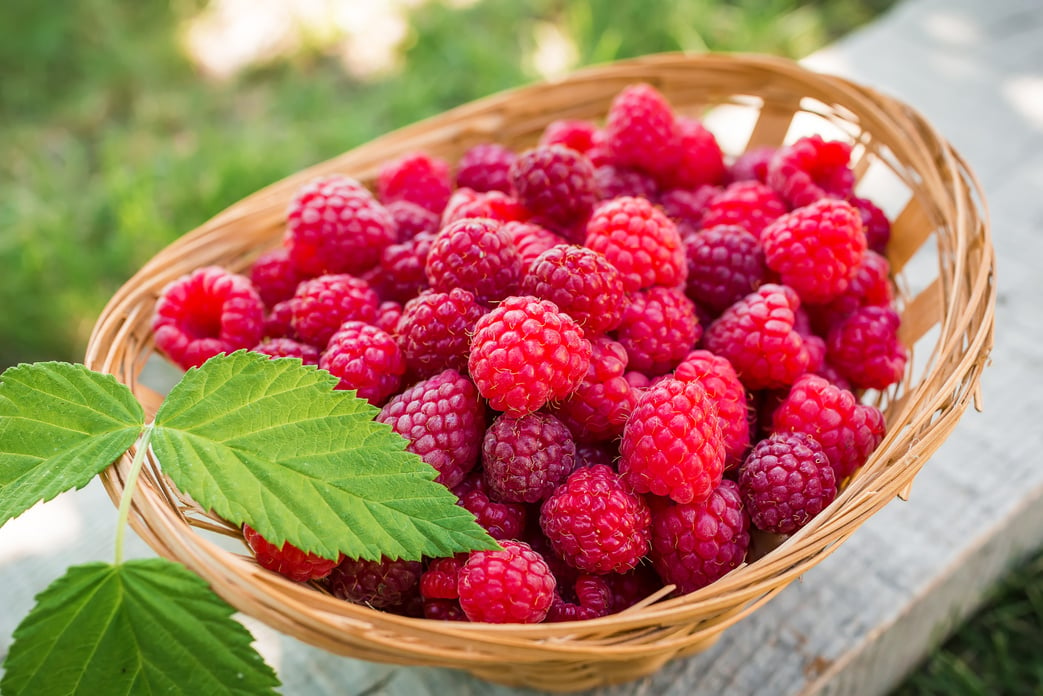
[0,559,279,696]
[0,362,144,528]
[150,351,497,561]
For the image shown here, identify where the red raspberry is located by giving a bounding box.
[482,412,576,503]
[441,188,530,227]
[772,374,886,479]
[453,474,528,540]
[385,199,440,241]
[394,288,485,379]
[584,196,686,292]
[376,151,452,214]
[425,217,523,304]
[251,337,321,366]
[593,165,659,201]
[262,299,297,341]
[703,284,810,390]
[616,286,701,376]
[739,431,837,535]
[510,145,598,239]
[248,247,307,308]
[851,195,892,255]
[457,540,557,623]
[761,198,867,305]
[663,116,727,190]
[603,83,681,180]
[520,245,628,336]
[375,301,403,334]
[826,306,907,390]
[320,321,405,404]
[325,556,423,609]
[289,273,379,348]
[807,249,892,334]
[673,350,752,470]
[377,369,484,488]
[539,119,600,154]
[242,525,340,583]
[284,175,396,277]
[547,574,613,622]
[153,266,265,371]
[419,555,465,600]
[649,479,750,594]
[767,135,855,208]
[455,143,517,194]
[683,224,768,315]
[364,231,434,304]
[700,180,787,237]
[468,296,592,416]
[659,185,723,237]
[730,146,777,183]
[540,464,652,574]
[502,221,568,272]
[620,378,725,504]
[550,337,636,443]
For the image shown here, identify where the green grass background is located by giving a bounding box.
[1,0,1037,693]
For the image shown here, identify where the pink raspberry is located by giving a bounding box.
[539,119,600,154]
[284,175,396,277]
[468,296,592,416]
[457,540,557,623]
[481,412,575,503]
[248,247,307,308]
[584,196,686,292]
[262,299,297,341]
[425,217,522,304]
[550,337,636,443]
[510,145,598,239]
[502,221,568,271]
[602,83,681,180]
[739,431,837,535]
[540,464,652,574]
[663,116,727,190]
[455,142,517,194]
[826,306,907,390]
[320,321,405,404]
[441,188,530,227]
[620,378,725,504]
[730,146,777,183]
[700,180,787,237]
[649,479,750,594]
[325,556,422,609]
[807,249,892,334]
[547,574,613,622]
[615,286,701,376]
[242,525,340,583]
[453,474,528,540]
[251,337,321,366]
[767,135,855,208]
[703,284,810,390]
[395,288,485,379]
[375,301,403,334]
[153,266,265,371]
[772,373,886,479]
[520,245,628,336]
[419,555,465,600]
[385,199,440,241]
[289,273,379,348]
[376,151,452,214]
[683,224,768,315]
[850,195,891,255]
[659,185,723,237]
[593,165,659,201]
[673,350,752,470]
[761,198,867,305]
[377,369,484,488]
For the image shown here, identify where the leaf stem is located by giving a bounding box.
[114,424,153,566]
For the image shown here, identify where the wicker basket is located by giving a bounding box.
[85,53,994,692]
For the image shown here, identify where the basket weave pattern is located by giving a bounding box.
[85,53,994,691]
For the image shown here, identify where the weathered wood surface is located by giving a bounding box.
[2,0,1039,694]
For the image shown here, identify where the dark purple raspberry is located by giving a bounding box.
[700,180,787,237]
[453,474,528,541]
[659,185,723,237]
[395,288,486,379]
[289,273,379,348]
[320,321,405,404]
[603,83,681,180]
[425,217,523,304]
[605,564,663,611]
[739,431,837,535]
[584,196,687,292]
[385,199,440,241]
[455,143,517,194]
[510,145,598,240]
[615,286,701,376]
[520,245,628,336]
[423,598,468,621]
[251,337,321,366]
[807,249,893,335]
[481,412,576,504]
[249,247,307,308]
[662,116,727,190]
[376,151,452,214]
[683,224,768,315]
[673,349,752,470]
[767,135,855,209]
[730,146,777,183]
[546,574,613,622]
[574,442,618,470]
[325,556,423,609]
[364,231,434,304]
[826,305,907,390]
[593,165,659,201]
[551,337,636,444]
[457,540,557,623]
[850,196,891,255]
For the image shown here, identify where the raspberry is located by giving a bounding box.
[620,378,725,504]
[539,119,600,154]
[481,412,575,504]
[251,337,321,366]
[683,224,768,315]
[659,185,723,237]
[851,195,892,255]
[468,295,592,416]
[419,555,465,600]
[510,145,598,239]
[761,198,867,305]
[605,564,663,611]
[649,479,750,594]
[771,373,886,479]
[364,231,434,304]
[242,525,339,583]
[455,143,517,194]
[703,284,810,390]
[540,464,652,574]
[441,188,530,227]
[616,286,701,376]
[663,116,727,190]
[574,442,618,469]
[248,247,307,308]
[584,196,686,292]
[453,474,528,540]
[376,151,452,214]
[425,217,523,304]
[320,321,405,404]
[262,299,297,341]
[377,369,484,488]
[457,540,557,623]
[153,266,266,371]
[767,135,855,208]
[673,350,752,470]
[547,574,613,622]
[289,273,379,348]
[550,337,636,443]
[395,288,485,379]
[826,305,907,390]
[423,598,468,621]
[385,199,440,241]
[284,175,396,277]
[738,431,837,535]
[730,146,777,183]
[807,249,892,334]
[520,245,628,336]
[603,83,681,180]
[502,221,568,272]
[325,556,423,609]
[375,300,403,334]
[700,180,787,237]
[593,165,659,201]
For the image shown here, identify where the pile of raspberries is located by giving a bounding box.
[152,83,904,624]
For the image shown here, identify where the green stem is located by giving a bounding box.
[114,424,153,566]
